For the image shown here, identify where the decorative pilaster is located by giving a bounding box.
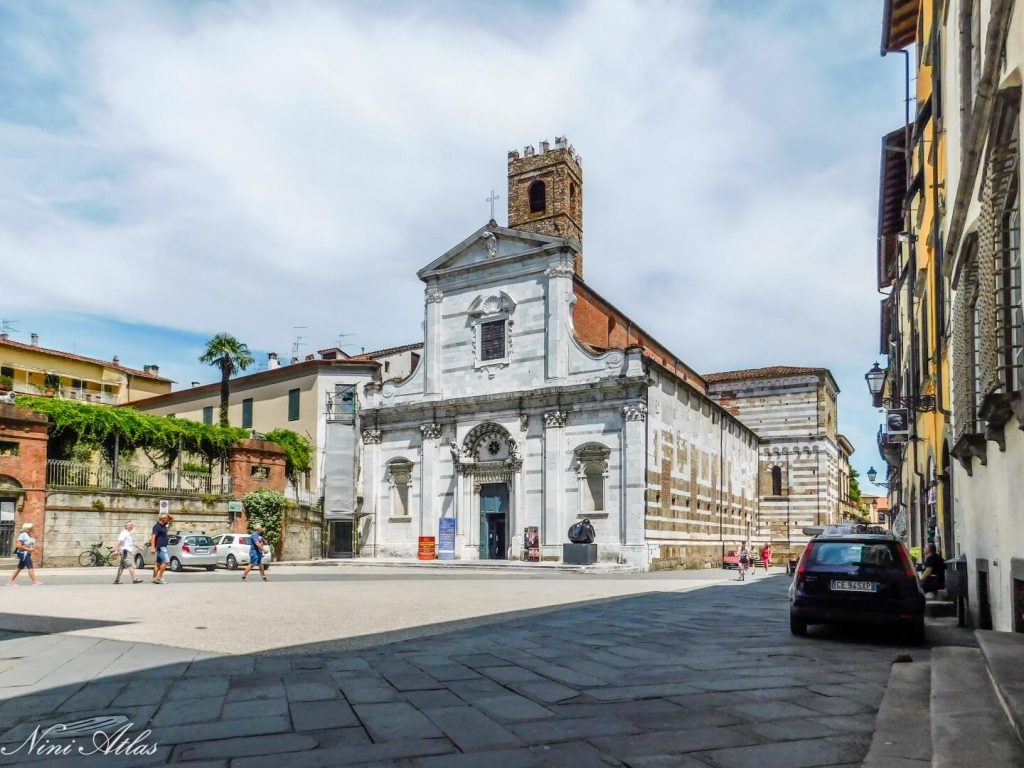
[622,403,648,422]
[419,423,441,541]
[621,401,647,548]
[543,411,565,548]
[424,286,443,397]
[361,429,382,444]
[545,253,573,381]
[419,423,443,441]
[543,410,568,428]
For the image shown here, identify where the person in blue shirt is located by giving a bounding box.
[242,524,270,582]
[150,513,171,584]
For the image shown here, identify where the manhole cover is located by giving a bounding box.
[42,716,131,738]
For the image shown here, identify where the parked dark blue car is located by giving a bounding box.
[789,526,926,642]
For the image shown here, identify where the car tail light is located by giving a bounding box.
[897,544,916,580]
[796,543,815,577]
[212,545,217,553]
[181,544,191,553]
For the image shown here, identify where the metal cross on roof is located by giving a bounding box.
[485,190,500,221]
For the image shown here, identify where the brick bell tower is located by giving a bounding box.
[507,137,583,276]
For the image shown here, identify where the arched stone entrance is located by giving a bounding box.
[454,423,521,560]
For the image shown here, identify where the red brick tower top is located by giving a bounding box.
[507,137,583,276]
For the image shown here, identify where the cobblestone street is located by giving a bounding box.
[0,572,927,767]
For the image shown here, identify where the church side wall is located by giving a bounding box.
[644,372,759,570]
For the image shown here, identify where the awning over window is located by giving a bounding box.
[881,0,920,54]
[877,126,909,290]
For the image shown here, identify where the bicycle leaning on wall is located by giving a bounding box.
[78,541,116,567]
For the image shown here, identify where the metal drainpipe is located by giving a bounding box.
[719,412,724,560]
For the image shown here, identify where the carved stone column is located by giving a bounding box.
[419,423,442,541]
[542,410,567,553]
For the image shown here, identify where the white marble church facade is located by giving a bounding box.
[345,140,762,569]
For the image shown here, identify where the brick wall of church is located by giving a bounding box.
[571,281,706,394]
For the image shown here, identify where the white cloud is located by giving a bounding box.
[0,0,902,478]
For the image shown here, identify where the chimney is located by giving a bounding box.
[112,355,120,365]
[30,333,39,346]
[143,364,160,376]
[267,352,280,370]
[0,333,7,341]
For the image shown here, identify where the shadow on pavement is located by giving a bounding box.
[0,614,129,636]
[0,576,921,767]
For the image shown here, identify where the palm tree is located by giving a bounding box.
[199,334,255,427]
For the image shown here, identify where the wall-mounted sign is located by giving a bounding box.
[227,501,244,514]
[885,408,910,443]
[159,499,170,514]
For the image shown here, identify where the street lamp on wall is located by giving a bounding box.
[864,362,936,412]
[866,466,894,488]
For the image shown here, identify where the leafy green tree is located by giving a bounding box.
[849,468,864,507]
[199,333,255,428]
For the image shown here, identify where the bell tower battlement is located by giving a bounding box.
[507,137,583,275]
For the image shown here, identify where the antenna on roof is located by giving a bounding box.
[0,319,18,339]
[336,332,356,349]
[291,326,308,363]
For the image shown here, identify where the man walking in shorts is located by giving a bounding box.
[151,513,171,584]
[114,520,144,584]
[241,524,269,582]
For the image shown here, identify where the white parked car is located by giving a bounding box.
[211,533,273,570]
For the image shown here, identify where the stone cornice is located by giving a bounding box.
[363,377,649,428]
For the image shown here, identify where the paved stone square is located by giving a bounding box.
[0,569,928,766]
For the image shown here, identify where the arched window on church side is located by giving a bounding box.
[528,180,546,213]
[386,459,413,518]
[771,465,783,497]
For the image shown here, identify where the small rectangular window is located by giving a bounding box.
[0,366,13,379]
[202,406,213,425]
[288,388,300,421]
[480,320,506,361]
[241,398,253,429]
[0,441,19,457]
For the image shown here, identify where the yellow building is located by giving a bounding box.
[0,333,171,404]
[874,0,953,556]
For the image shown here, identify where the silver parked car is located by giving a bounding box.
[165,532,218,572]
[211,533,273,570]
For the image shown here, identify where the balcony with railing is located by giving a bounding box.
[47,460,232,496]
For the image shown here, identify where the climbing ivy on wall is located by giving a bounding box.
[13,397,310,475]
[262,428,313,482]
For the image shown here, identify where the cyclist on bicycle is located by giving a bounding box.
[738,543,751,580]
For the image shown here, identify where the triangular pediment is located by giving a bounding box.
[417,223,574,280]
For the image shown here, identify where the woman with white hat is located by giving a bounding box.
[8,522,42,586]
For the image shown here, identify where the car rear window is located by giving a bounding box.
[240,536,250,545]
[193,536,214,547]
[808,542,901,568]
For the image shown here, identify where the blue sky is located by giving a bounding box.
[0,0,903,491]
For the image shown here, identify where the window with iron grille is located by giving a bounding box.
[480,320,506,361]
[992,91,1021,393]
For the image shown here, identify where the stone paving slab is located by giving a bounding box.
[0,576,940,767]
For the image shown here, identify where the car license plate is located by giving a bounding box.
[831,580,877,593]
[195,548,209,554]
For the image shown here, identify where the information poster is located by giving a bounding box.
[438,517,456,560]
[524,526,540,562]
